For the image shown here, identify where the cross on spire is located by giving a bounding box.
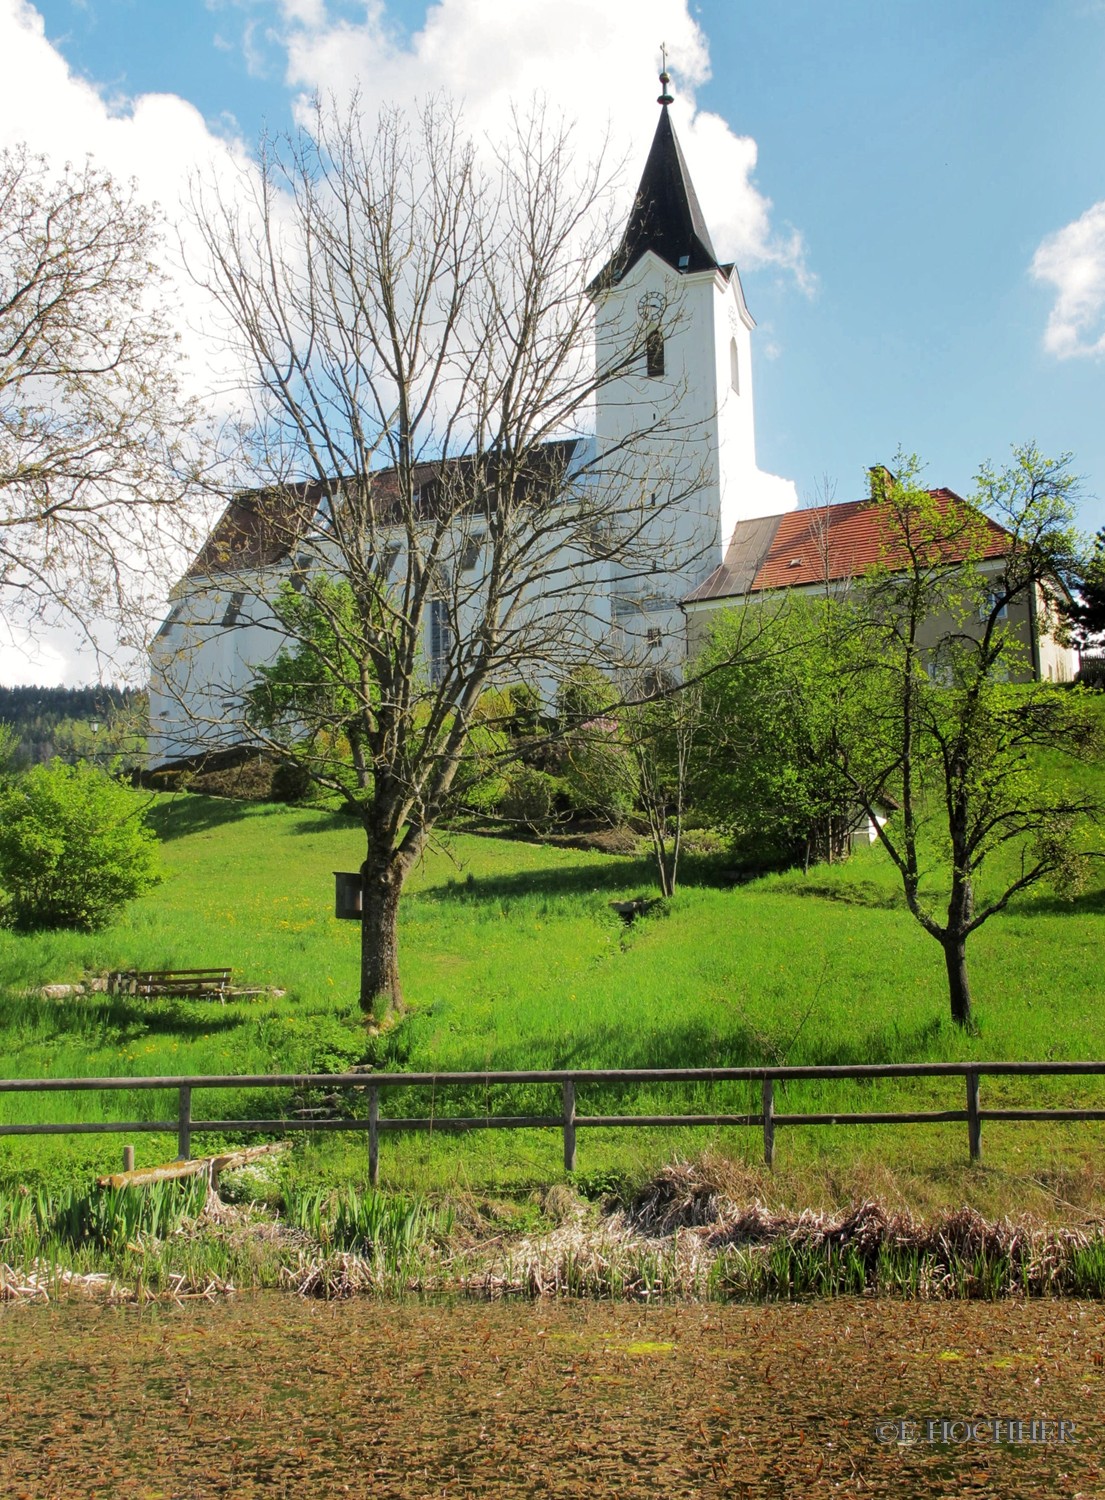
[657,46,673,106]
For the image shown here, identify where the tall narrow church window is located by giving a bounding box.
[221,591,244,627]
[429,598,453,685]
[729,338,740,394]
[646,328,665,377]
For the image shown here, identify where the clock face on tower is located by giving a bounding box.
[637,292,665,325]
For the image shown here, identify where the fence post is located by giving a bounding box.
[368,1086,380,1188]
[122,1144,135,1173]
[762,1077,775,1169]
[966,1070,981,1164]
[177,1084,192,1161]
[562,1079,577,1173]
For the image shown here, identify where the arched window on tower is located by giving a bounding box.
[646,327,665,377]
[729,337,740,394]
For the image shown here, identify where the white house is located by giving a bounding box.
[148,74,795,766]
[683,480,1080,683]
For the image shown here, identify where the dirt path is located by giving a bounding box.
[2,1297,1103,1498]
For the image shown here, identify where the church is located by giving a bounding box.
[147,75,1073,768]
[148,72,796,766]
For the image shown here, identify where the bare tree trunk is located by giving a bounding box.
[942,934,973,1029]
[943,857,975,1029]
[359,856,405,1020]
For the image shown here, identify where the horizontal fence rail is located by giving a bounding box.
[2,1062,1104,1183]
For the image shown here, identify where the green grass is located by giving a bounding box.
[1,749,1104,1209]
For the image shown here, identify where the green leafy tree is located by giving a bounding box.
[840,446,1098,1029]
[1063,524,1105,650]
[246,577,377,800]
[0,760,161,930]
[556,668,636,825]
[693,595,861,870]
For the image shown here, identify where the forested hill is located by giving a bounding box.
[0,685,147,767]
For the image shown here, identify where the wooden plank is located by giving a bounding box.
[978,1108,1105,1121]
[5,1058,1105,1092]
[577,1114,763,1127]
[96,1141,287,1190]
[98,1158,209,1189]
[13,1107,1105,1143]
[771,1111,967,1126]
[0,1121,175,1135]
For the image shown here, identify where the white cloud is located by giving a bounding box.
[0,626,81,689]
[275,0,810,284]
[1032,200,1105,360]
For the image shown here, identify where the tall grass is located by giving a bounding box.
[1,770,1104,1196]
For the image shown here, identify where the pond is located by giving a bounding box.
[2,1295,1102,1496]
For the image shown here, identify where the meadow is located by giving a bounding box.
[1,771,1103,1222]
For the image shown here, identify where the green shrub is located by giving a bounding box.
[560,728,636,823]
[500,766,562,832]
[0,759,161,931]
[270,757,313,804]
[555,667,635,823]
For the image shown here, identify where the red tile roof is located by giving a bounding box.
[686,490,1012,604]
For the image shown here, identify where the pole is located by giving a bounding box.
[966,1070,982,1164]
[562,1079,577,1173]
[177,1084,192,1161]
[368,1086,380,1188]
[762,1077,776,1169]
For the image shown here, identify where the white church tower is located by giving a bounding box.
[589,68,783,667]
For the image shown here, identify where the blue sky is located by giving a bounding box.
[2,0,1104,679]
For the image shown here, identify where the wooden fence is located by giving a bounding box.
[2,1061,1104,1185]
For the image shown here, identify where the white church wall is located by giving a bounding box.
[148,95,799,762]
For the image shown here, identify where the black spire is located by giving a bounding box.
[590,69,720,291]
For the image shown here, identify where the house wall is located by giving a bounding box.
[148,579,285,764]
[684,562,1079,685]
[147,500,619,766]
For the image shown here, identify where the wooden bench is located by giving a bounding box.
[108,968,233,1001]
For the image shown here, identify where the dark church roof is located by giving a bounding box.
[591,94,723,291]
[184,440,584,580]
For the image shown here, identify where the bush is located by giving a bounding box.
[555,667,635,823]
[499,767,562,833]
[270,757,314,804]
[0,760,161,930]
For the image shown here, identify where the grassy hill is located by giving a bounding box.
[1,746,1103,1210]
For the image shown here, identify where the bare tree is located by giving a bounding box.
[0,146,201,657]
[171,95,710,1020]
[619,679,702,897]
